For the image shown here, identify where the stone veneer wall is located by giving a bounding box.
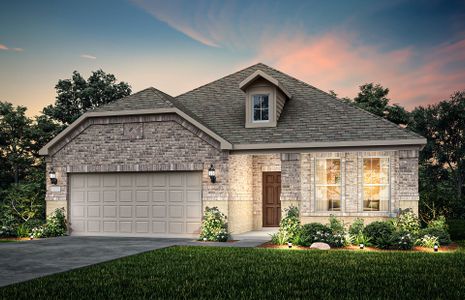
[228,155,253,233]
[45,113,229,217]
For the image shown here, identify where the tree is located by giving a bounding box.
[43,70,131,126]
[409,90,465,218]
[353,83,390,117]
[0,102,35,186]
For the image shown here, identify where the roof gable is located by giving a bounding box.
[239,70,292,99]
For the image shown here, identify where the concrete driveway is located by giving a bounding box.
[0,236,189,287]
[0,235,266,287]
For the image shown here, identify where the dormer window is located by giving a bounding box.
[253,94,269,122]
[239,70,291,128]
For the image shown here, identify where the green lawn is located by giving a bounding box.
[2,246,465,299]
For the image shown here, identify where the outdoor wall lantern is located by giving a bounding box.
[49,168,57,185]
[208,164,216,183]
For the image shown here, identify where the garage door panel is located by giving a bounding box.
[87,191,100,202]
[119,206,133,218]
[136,206,149,218]
[103,206,117,218]
[103,221,117,232]
[119,190,132,202]
[70,172,201,236]
[135,190,150,202]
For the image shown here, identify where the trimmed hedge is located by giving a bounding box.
[448,219,465,240]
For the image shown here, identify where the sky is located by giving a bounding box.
[1,0,464,117]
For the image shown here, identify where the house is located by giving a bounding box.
[39,63,426,237]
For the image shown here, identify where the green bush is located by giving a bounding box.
[447,219,465,240]
[31,208,67,238]
[199,207,229,242]
[327,216,347,247]
[270,206,301,245]
[393,208,420,234]
[363,221,395,249]
[389,230,415,250]
[419,227,451,245]
[416,234,439,248]
[348,218,365,235]
[298,223,332,247]
[352,232,372,246]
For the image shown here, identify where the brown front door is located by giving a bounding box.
[262,172,281,227]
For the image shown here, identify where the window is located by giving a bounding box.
[363,158,389,211]
[252,94,269,122]
[315,159,341,211]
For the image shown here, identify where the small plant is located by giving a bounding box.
[298,223,332,246]
[349,218,365,236]
[30,208,67,238]
[419,227,451,245]
[0,225,16,238]
[363,221,395,249]
[199,207,229,242]
[352,232,372,246]
[270,206,301,245]
[393,208,420,234]
[327,216,347,247]
[416,234,439,248]
[15,223,30,238]
[390,230,414,250]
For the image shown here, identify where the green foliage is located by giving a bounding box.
[270,206,301,245]
[352,232,372,246]
[15,223,30,238]
[2,183,44,225]
[420,227,451,245]
[416,234,439,248]
[447,219,465,240]
[31,208,67,238]
[348,218,365,235]
[393,208,420,234]
[298,223,332,247]
[199,207,229,242]
[389,230,415,250]
[43,70,132,126]
[363,221,395,249]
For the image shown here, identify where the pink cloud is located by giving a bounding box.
[0,43,24,52]
[253,31,465,109]
[0,44,8,50]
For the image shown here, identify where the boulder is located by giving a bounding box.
[310,242,331,250]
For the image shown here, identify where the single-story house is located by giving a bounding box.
[39,63,426,237]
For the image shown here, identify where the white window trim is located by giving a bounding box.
[314,158,343,212]
[361,156,391,212]
[252,93,271,123]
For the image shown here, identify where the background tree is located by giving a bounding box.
[409,91,465,219]
[43,69,131,127]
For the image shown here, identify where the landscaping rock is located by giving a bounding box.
[310,242,331,250]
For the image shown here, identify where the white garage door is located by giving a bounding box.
[69,172,202,237]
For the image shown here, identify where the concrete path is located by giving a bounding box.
[0,236,266,287]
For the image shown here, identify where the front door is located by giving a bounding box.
[262,172,281,227]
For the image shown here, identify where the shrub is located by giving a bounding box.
[428,215,448,231]
[389,230,415,250]
[16,223,30,238]
[31,208,67,238]
[352,232,372,246]
[363,221,395,249]
[349,218,365,235]
[393,208,420,234]
[416,234,439,248]
[270,206,301,245]
[0,225,16,238]
[298,223,332,247]
[199,207,229,242]
[447,219,465,240]
[327,216,347,247]
[419,227,451,245]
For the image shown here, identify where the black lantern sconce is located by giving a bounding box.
[49,168,57,185]
[208,164,216,183]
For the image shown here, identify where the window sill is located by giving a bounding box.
[302,212,395,218]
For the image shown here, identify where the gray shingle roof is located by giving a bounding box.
[95,63,423,146]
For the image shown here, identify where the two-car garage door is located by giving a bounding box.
[69,172,202,237]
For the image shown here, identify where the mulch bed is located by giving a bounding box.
[0,237,32,241]
[259,242,460,252]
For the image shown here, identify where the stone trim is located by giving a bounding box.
[64,163,205,173]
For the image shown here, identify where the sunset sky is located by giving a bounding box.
[1,0,464,116]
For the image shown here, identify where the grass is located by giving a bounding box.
[0,239,17,243]
[1,246,465,299]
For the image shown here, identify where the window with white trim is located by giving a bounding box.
[363,157,390,211]
[315,158,342,211]
[252,94,269,122]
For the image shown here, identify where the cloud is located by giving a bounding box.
[80,54,97,59]
[252,31,465,109]
[0,44,23,51]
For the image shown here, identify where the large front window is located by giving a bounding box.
[252,94,269,122]
[363,157,389,211]
[315,159,341,211]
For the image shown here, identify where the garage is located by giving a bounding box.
[69,172,202,237]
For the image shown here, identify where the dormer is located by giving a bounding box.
[239,70,291,128]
